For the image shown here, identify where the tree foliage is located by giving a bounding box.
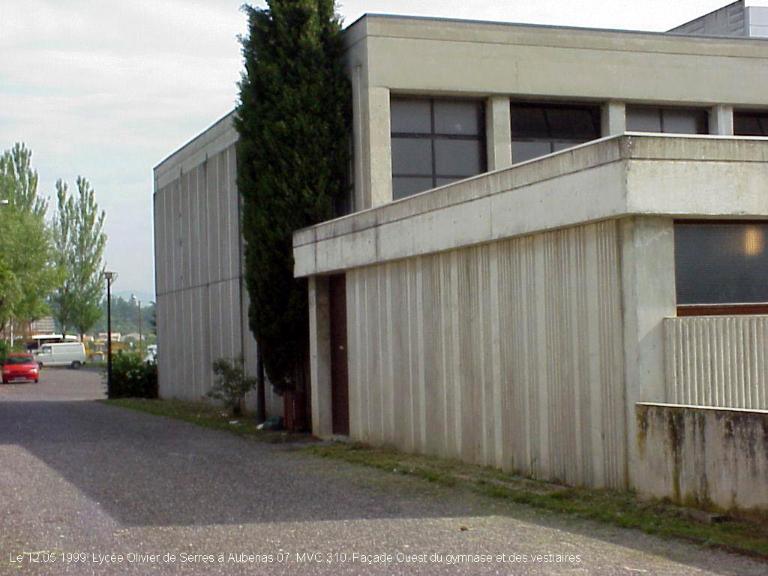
[51,176,107,338]
[0,144,61,331]
[236,0,350,393]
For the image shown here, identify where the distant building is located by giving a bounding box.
[671,0,768,37]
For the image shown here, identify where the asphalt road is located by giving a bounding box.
[0,369,765,576]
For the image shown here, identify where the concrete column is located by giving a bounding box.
[620,216,677,489]
[352,65,392,209]
[486,96,512,170]
[710,105,734,135]
[602,101,626,137]
[309,276,333,438]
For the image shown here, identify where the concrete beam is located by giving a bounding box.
[602,101,626,137]
[486,96,513,170]
[709,104,734,135]
[620,217,677,488]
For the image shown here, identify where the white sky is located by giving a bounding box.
[0,0,732,296]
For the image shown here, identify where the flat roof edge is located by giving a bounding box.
[352,12,768,44]
[154,110,237,176]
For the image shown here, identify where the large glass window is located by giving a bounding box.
[626,106,708,134]
[734,111,768,136]
[675,222,768,310]
[391,98,486,200]
[510,103,601,163]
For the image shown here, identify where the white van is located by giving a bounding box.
[34,342,87,368]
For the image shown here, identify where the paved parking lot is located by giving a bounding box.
[0,369,765,575]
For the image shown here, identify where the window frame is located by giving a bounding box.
[674,219,768,317]
[390,97,487,200]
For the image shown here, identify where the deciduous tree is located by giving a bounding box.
[0,144,60,334]
[52,177,107,339]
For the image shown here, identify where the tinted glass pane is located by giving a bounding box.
[675,223,768,305]
[434,101,480,135]
[393,177,433,200]
[391,138,432,175]
[391,99,431,134]
[663,108,707,134]
[546,108,599,139]
[626,106,662,132]
[434,139,482,177]
[512,140,552,163]
[734,112,768,136]
[436,177,462,187]
[510,106,548,137]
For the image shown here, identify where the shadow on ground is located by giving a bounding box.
[0,395,762,576]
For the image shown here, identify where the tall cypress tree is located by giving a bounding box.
[236,1,350,395]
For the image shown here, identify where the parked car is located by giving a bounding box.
[2,354,40,383]
[33,342,87,369]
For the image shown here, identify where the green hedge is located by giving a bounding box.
[107,352,158,399]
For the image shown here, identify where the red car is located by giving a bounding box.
[2,354,40,384]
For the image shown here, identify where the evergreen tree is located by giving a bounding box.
[236,0,350,394]
[52,177,107,339]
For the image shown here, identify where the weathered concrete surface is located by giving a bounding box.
[293,135,768,278]
[665,316,768,409]
[636,403,768,515]
[153,115,281,418]
[343,221,627,489]
[2,372,767,575]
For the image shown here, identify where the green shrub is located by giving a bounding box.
[207,356,257,416]
[107,351,158,399]
[0,341,8,364]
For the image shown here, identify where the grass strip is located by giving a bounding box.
[102,398,305,444]
[305,442,768,559]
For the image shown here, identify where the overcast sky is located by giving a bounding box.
[0,0,732,297]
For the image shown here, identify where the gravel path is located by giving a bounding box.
[0,370,765,575]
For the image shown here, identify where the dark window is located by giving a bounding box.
[626,106,708,134]
[390,98,486,200]
[734,111,768,136]
[510,102,601,163]
[675,222,768,309]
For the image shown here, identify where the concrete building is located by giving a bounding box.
[155,3,768,513]
[292,10,768,513]
[671,0,768,37]
[153,114,282,417]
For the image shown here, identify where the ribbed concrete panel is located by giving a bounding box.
[153,134,282,418]
[665,316,768,409]
[347,220,626,488]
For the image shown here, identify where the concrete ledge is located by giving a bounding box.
[294,134,768,277]
[635,403,768,516]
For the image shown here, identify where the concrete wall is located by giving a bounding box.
[665,315,768,409]
[154,115,281,417]
[670,1,748,37]
[636,403,768,515]
[346,220,628,488]
[345,14,768,209]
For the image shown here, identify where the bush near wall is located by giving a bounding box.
[107,352,158,399]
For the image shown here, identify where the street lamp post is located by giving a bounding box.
[104,271,117,396]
